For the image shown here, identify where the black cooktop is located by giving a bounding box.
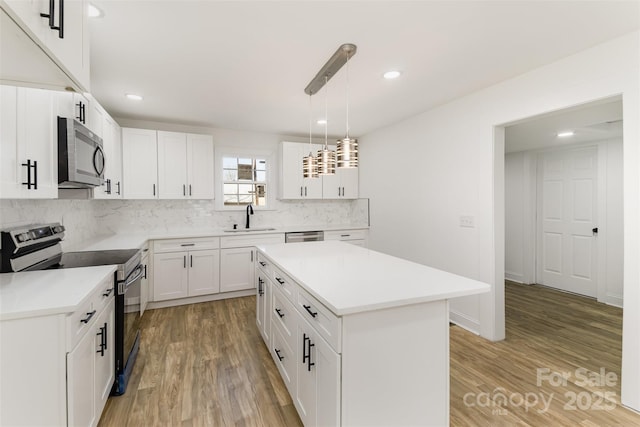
[53,249,140,269]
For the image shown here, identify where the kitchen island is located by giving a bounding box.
[256,240,490,426]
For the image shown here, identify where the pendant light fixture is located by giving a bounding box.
[303,95,318,178]
[302,44,357,177]
[337,47,358,168]
[317,76,336,175]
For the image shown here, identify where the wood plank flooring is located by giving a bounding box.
[99,282,640,426]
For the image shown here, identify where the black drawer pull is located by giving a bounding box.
[275,308,284,318]
[259,261,267,267]
[181,243,195,247]
[275,277,285,285]
[102,288,113,297]
[274,348,284,361]
[80,310,97,324]
[303,304,318,318]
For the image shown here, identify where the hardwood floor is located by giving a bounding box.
[99,282,640,426]
[450,281,640,426]
[98,297,302,426]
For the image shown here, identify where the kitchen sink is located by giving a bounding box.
[223,227,277,233]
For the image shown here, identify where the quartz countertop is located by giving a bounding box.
[66,224,368,252]
[257,241,490,316]
[0,265,117,321]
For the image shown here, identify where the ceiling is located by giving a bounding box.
[88,1,639,139]
[505,97,623,153]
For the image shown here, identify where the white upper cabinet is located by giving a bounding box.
[94,115,122,199]
[280,141,323,200]
[0,85,58,199]
[122,128,158,199]
[321,144,358,199]
[157,131,188,199]
[157,131,214,199]
[2,0,91,91]
[187,133,215,199]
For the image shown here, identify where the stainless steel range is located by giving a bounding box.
[0,223,142,395]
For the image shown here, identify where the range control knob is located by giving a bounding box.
[52,225,65,233]
[16,233,30,243]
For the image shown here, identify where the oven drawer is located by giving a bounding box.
[153,237,220,253]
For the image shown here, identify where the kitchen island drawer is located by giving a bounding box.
[256,252,272,275]
[297,287,342,353]
[153,237,220,253]
[271,285,296,350]
[271,266,296,304]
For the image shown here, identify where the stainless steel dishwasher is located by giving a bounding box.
[284,230,324,243]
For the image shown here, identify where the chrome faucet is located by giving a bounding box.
[245,204,254,229]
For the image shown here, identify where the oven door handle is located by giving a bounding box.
[117,264,143,295]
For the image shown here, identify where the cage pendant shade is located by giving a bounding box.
[337,137,358,168]
[317,147,336,175]
[303,152,318,178]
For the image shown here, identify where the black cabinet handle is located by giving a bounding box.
[143,265,147,279]
[183,184,186,196]
[40,0,55,28]
[258,278,263,296]
[103,322,108,350]
[259,261,267,267]
[302,333,315,371]
[102,287,113,297]
[76,102,83,123]
[32,160,38,190]
[303,304,318,318]
[183,256,186,268]
[116,181,121,195]
[189,184,192,196]
[96,325,105,356]
[592,227,599,235]
[21,160,33,189]
[275,277,285,285]
[153,184,156,196]
[105,179,111,194]
[274,348,284,362]
[190,255,193,268]
[305,186,307,197]
[180,243,195,247]
[275,308,284,318]
[300,186,303,197]
[80,310,97,324]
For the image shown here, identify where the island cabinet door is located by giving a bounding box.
[295,314,340,427]
[67,324,96,427]
[256,272,270,345]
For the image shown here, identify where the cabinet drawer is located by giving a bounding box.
[220,233,284,249]
[297,287,342,353]
[256,252,272,275]
[153,237,220,253]
[324,229,368,241]
[271,326,296,395]
[271,266,296,304]
[271,286,296,351]
[93,274,116,314]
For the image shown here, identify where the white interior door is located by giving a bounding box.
[538,146,598,297]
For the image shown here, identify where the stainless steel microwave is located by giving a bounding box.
[57,117,105,188]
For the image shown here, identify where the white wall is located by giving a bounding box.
[359,31,640,410]
[504,151,536,284]
[504,140,624,307]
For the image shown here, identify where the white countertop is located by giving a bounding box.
[0,266,116,321]
[67,224,368,252]
[257,241,490,316]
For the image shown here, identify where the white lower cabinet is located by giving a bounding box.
[0,273,115,427]
[152,238,220,302]
[323,228,369,248]
[220,234,285,293]
[256,270,271,345]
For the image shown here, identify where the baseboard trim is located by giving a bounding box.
[146,289,255,310]
[449,309,481,335]
[505,271,524,283]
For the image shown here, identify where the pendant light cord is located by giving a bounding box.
[324,75,329,149]
[308,94,313,151]
[345,52,350,139]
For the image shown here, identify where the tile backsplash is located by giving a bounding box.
[0,198,368,249]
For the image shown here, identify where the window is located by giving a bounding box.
[223,156,267,207]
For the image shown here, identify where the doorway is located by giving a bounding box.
[503,97,623,303]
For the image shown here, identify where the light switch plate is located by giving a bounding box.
[460,215,475,228]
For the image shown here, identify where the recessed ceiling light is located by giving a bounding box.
[383,70,401,80]
[125,93,143,101]
[557,131,575,138]
[316,119,327,125]
[88,3,102,18]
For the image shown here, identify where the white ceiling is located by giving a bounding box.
[505,97,623,153]
[88,1,639,139]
